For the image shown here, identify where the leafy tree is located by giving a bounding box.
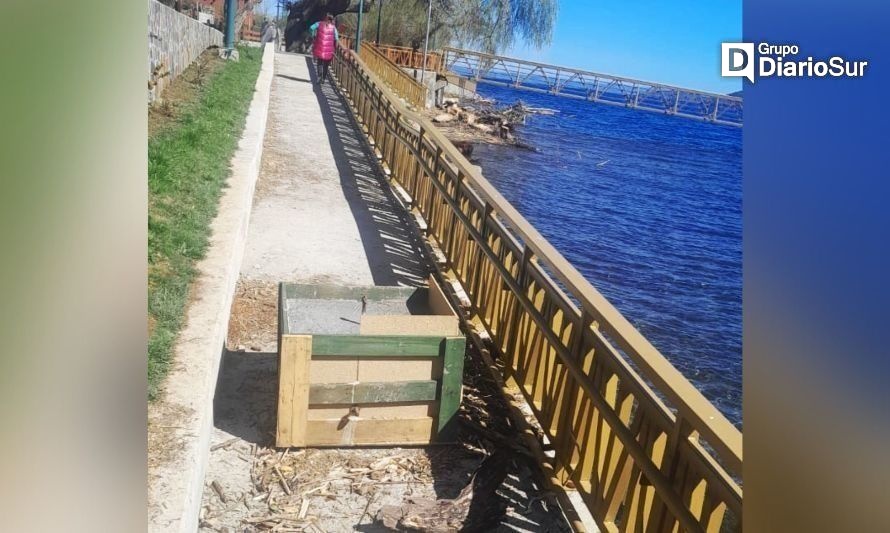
[284,0,366,51]
[444,0,558,52]
[287,0,557,54]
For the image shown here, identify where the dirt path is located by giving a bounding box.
[200,52,571,533]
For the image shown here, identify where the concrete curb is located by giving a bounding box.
[148,43,275,533]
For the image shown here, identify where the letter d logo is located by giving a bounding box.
[721,42,755,83]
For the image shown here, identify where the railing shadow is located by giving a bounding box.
[275,73,312,84]
[306,55,431,288]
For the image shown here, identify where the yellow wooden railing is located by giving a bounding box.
[373,43,444,72]
[357,42,427,109]
[332,44,742,532]
[338,37,443,72]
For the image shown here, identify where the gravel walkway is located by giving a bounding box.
[199,52,571,533]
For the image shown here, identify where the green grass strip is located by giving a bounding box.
[148,46,262,399]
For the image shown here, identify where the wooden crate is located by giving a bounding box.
[276,276,465,447]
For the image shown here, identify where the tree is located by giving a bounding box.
[441,0,558,53]
[284,0,372,51]
[285,0,557,54]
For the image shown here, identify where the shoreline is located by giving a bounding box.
[421,97,544,152]
[422,110,516,147]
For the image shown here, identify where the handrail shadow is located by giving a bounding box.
[306,55,431,288]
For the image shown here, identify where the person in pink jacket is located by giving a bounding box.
[310,13,339,84]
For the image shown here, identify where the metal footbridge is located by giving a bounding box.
[423,47,742,127]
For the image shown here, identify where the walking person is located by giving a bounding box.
[260,20,278,47]
[309,13,338,84]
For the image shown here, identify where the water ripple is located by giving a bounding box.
[472,85,743,427]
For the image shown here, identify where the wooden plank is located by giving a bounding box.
[276,335,312,447]
[428,275,457,316]
[358,357,440,382]
[360,315,459,336]
[305,417,436,446]
[448,279,472,309]
[311,335,446,357]
[309,357,358,384]
[392,182,414,206]
[437,336,466,439]
[308,380,438,404]
[282,283,419,302]
[308,403,436,420]
[428,241,448,266]
[412,210,428,233]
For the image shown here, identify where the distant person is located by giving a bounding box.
[260,20,278,47]
[309,13,338,84]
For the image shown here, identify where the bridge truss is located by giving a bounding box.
[441,47,743,127]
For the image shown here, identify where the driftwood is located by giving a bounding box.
[374,448,512,532]
[435,98,555,149]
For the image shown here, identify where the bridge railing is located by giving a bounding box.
[333,43,742,532]
[357,42,427,109]
[441,47,743,126]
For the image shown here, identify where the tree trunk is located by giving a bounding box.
[284,0,373,52]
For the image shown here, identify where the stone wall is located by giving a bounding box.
[148,0,224,103]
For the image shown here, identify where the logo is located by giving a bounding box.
[721,42,868,83]
[722,43,755,83]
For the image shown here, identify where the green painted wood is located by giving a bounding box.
[309,380,438,404]
[437,336,467,438]
[311,335,446,357]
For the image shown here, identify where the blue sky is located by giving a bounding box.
[510,0,742,94]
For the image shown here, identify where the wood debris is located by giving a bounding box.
[375,449,512,532]
[274,465,292,495]
[210,437,240,452]
[427,97,555,150]
[211,480,228,504]
[199,339,570,532]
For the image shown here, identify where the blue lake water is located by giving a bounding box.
[470,84,742,428]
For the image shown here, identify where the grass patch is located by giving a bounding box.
[148,45,262,399]
[148,49,225,138]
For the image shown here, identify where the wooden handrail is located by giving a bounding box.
[357,42,427,108]
[332,43,742,532]
[372,43,443,72]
